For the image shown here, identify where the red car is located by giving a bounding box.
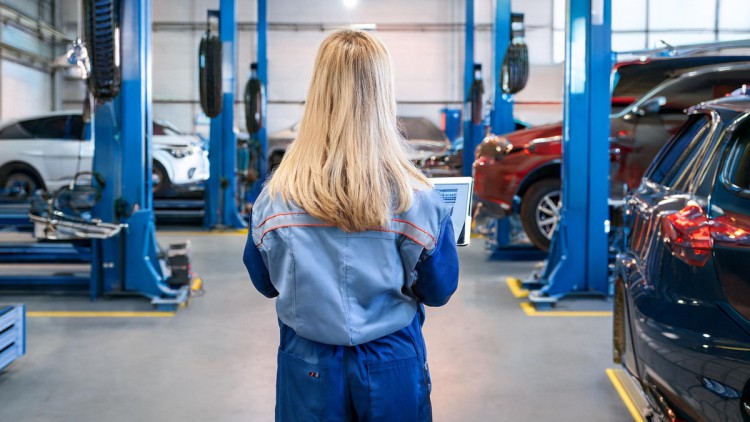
[473,57,750,251]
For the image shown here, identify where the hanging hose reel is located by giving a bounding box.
[83,0,121,100]
[500,13,529,95]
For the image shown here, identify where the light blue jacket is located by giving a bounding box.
[243,187,459,346]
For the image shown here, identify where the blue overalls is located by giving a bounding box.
[243,188,459,421]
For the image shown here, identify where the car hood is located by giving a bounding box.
[503,122,563,148]
[408,139,450,161]
[153,134,203,149]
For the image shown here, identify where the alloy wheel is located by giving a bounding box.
[535,189,561,240]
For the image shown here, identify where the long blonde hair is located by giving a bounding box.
[268,29,430,232]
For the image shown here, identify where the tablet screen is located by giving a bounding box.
[429,177,473,246]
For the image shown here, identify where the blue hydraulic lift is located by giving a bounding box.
[91,0,189,308]
[465,0,543,260]
[203,0,246,229]
[525,0,612,307]
[0,0,188,309]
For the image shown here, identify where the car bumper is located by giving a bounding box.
[169,151,210,187]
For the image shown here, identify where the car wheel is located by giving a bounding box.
[199,34,222,118]
[520,178,561,251]
[152,161,169,197]
[2,170,42,199]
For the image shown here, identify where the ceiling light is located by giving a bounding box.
[343,0,357,9]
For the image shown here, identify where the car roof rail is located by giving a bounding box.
[615,39,750,59]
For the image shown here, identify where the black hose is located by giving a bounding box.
[83,0,121,100]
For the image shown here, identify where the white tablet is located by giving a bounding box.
[429,177,473,246]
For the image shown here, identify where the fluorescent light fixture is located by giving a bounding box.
[343,0,357,8]
[351,23,376,31]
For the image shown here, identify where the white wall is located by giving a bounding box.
[58,0,749,136]
[1,61,52,120]
[148,0,565,136]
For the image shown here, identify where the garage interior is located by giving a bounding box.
[1,0,749,421]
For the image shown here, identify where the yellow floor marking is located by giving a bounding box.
[27,311,175,318]
[606,368,646,422]
[158,229,247,236]
[506,277,529,298]
[520,302,612,317]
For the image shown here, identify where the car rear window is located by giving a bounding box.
[0,122,33,139]
[723,120,750,193]
[647,114,711,188]
[0,115,83,140]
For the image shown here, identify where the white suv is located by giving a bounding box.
[0,112,209,197]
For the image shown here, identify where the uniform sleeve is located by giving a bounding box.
[243,209,279,298]
[413,214,459,307]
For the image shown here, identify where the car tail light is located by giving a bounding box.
[662,204,750,267]
[662,204,712,266]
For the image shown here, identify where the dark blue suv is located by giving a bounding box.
[614,94,750,421]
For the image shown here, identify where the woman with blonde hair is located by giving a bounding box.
[244,28,459,421]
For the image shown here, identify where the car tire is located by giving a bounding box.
[152,161,169,197]
[0,167,44,199]
[520,178,561,251]
[244,72,264,134]
[613,278,627,364]
[501,42,529,95]
[83,0,121,100]
[199,34,222,118]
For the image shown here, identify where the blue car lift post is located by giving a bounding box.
[489,2,546,261]
[92,0,189,309]
[203,0,246,229]
[461,0,484,183]
[464,1,544,261]
[524,0,612,308]
[245,0,269,204]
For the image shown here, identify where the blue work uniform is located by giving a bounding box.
[243,187,459,421]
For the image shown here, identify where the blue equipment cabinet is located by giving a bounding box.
[526,0,612,307]
[0,305,26,371]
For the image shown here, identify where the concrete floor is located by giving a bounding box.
[0,230,635,422]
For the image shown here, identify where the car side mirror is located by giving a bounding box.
[634,96,666,116]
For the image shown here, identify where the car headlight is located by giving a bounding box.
[475,135,513,160]
[163,147,193,158]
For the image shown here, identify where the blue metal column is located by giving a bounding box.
[204,0,246,229]
[92,0,187,307]
[490,0,515,136]
[461,0,483,177]
[527,0,611,306]
[246,0,268,203]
